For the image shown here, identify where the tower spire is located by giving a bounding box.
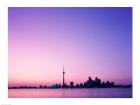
[62,66,65,88]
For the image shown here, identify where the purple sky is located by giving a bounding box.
[8,7,132,86]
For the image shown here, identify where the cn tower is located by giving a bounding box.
[62,66,65,88]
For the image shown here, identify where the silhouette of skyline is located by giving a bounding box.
[8,76,132,89]
[8,67,132,89]
[9,7,132,87]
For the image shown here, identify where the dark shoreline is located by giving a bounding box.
[8,86,132,89]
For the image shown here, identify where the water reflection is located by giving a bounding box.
[8,88,132,98]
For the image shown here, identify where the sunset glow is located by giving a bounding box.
[8,7,132,87]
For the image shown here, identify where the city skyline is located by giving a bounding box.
[8,7,132,87]
[9,67,132,89]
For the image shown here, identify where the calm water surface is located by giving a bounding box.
[8,88,132,98]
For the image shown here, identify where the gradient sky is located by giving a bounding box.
[8,7,132,86]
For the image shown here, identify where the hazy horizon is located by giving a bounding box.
[8,7,132,87]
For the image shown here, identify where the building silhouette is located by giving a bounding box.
[8,67,132,89]
[62,66,65,88]
[70,82,74,88]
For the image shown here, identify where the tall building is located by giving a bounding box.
[62,66,65,88]
[70,82,74,88]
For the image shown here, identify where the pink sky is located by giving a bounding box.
[8,7,132,86]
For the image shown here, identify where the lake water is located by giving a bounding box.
[8,88,132,98]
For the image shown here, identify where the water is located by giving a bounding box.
[8,88,132,98]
